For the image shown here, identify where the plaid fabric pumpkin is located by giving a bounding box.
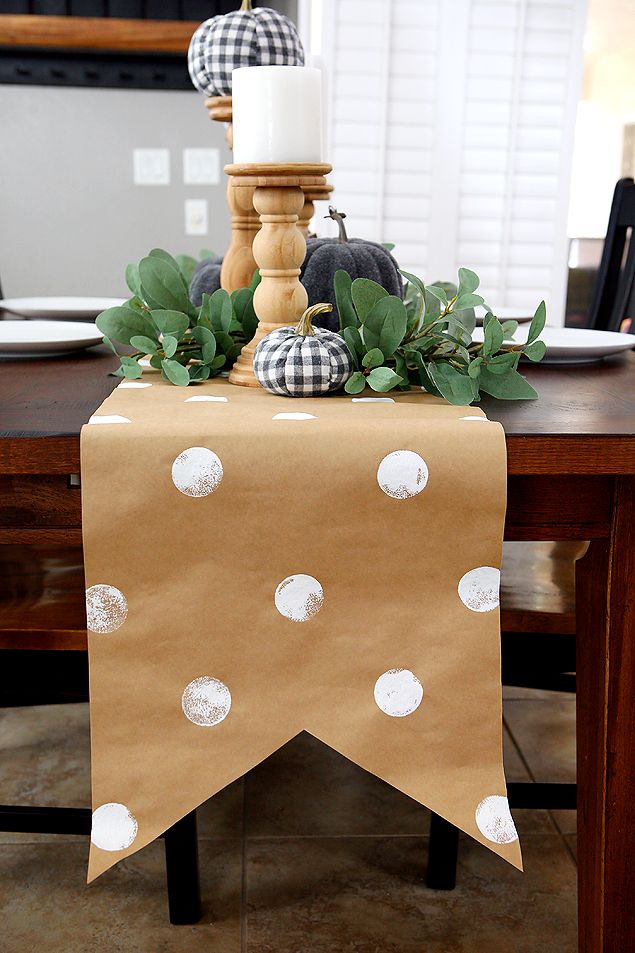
[254,306,353,397]
[188,5,305,98]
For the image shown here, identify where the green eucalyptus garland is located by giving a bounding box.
[336,267,546,404]
[96,248,259,386]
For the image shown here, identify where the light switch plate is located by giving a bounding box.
[185,199,208,235]
[133,148,170,185]
[183,148,220,185]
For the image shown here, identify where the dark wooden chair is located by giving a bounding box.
[587,177,635,333]
[426,179,635,890]
[0,544,201,924]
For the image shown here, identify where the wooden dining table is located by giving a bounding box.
[1,344,634,952]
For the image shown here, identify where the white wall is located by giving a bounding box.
[303,0,587,325]
[0,86,231,298]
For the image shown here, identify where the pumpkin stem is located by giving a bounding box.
[239,0,252,10]
[325,206,349,244]
[295,303,333,336]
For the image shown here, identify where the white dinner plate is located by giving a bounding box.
[472,325,634,364]
[0,296,125,319]
[475,306,533,326]
[0,320,103,356]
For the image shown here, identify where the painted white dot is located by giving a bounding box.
[275,574,324,622]
[91,802,138,851]
[118,381,152,389]
[86,584,128,634]
[182,676,231,727]
[272,412,317,420]
[184,395,228,403]
[374,669,423,717]
[87,414,131,425]
[475,795,518,844]
[458,566,500,612]
[139,358,152,368]
[460,415,487,421]
[352,397,395,403]
[171,447,223,497]
[220,370,230,378]
[377,450,428,499]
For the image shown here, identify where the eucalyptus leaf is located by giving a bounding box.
[363,296,407,354]
[501,320,519,340]
[139,256,190,313]
[454,293,484,311]
[458,267,479,295]
[344,371,366,395]
[96,305,157,346]
[210,288,234,333]
[524,339,546,362]
[188,364,211,381]
[418,364,442,398]
[211,354,226,370]
[334,269,358,331]
[486,351,518,374]
[162,335,178,358]
[483,318,504,357]
[382,242,396,251]
[362,348,384,369]
[125,263,142,299]
[479,367,538,400]
[527,300,546,344]
[341,326,364,370]
[150,354,163,370]
[151,310,189,338]
[130,335,159,354]
[249,269,261,292]
[121,362,143,380]
[367,366,403,392]
[426,284,449,306]
[161,359,190,386]
[394,352,412,390]
[468,356,483,378]
[351,278,388,323]
[175,254,198,286]
[231,287,258,341]
[102,335,118,355]
[427,362,478,405]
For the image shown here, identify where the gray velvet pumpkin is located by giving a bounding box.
[189,255,223,307]
[300,208,403,332]
[253,304,353,397]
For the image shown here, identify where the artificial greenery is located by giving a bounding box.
[336,267,546,403]
[96,248,259,386]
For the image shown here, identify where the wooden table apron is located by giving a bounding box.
[2,347,635,953]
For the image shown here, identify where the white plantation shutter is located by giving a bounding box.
[301,0,587,324]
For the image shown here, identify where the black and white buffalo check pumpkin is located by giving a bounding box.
[188,6,305,98]
[254,326,354,397]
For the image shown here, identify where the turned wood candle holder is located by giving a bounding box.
[299,182,334,238]
[206,96,261,292]
[223,162,332,387]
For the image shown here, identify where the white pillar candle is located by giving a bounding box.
[232,65,322,164]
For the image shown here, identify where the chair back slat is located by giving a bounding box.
[587,178,635,332]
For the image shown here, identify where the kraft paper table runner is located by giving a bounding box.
[81,379,522,882]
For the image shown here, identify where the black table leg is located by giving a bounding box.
[163,809,202,925]
[426,812,459,890]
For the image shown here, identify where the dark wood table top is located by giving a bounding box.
[1,345,635,475]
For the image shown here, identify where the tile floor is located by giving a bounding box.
[0,688,576,952]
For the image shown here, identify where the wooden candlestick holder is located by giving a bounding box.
[206,96,261,292]
[299,182,334,237]
[223,162,332,387]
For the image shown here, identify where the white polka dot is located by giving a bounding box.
[86,584,128,634]
[374,669,423,717]
[87,414,131,425]
[275,574,324,622]
[184,395,228,403]
[220,370,230,378]
[377,450,428,499]
[118,381,152,389]
[458,566,500,612]
[272,412,317,420]
[139,358,152,367]
[475,795,518,844]
[352,397,395,403]
[460,415,487,421]
[171,447,223,497]
[182,676,231,727]
[91,802,138,851]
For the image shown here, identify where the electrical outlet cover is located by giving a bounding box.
[183,148,220,185]
[133,149,170,185]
